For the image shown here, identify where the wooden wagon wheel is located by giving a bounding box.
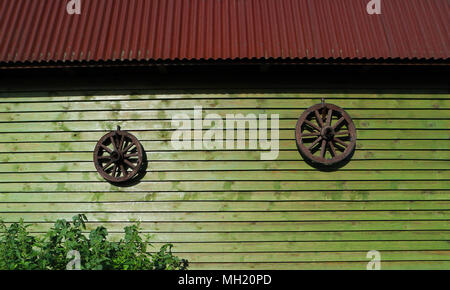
[93,126,144,183]
[295,100,357,166]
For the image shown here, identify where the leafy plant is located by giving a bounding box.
[0,214,188,270]
[0,219,39,270]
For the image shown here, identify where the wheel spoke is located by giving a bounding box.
[100,144,112,153]
[304,120,321,132]
[335,130,349,136]
[332,117,345,130]
[329,141,337,157]
[314,110,324,128]
[111,164,117,177]
[302,132,320,137]
[124,159,136,169]
[118,135,125,152]
[123,143,134,154]
[98,155,111,160]
[120,164,127,177]
[321,107,327,120]
[124,153,138,158]
[320,139,327,158]
[334,141,346,152]
[307,136,322,150]
[334,137,348,148]
[110,136,118,151]
[102,160,113,170]
[122,140,129,151]
[326,109,333,126]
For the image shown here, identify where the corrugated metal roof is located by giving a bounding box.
[0,0,449,64]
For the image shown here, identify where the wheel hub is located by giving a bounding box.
[110,151,122,162]
[321,126,335,141]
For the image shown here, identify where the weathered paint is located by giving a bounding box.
[0,92,449,270]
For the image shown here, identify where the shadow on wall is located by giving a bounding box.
[108,144,148,187]
[108,143,148,187]
[298,146,356,172]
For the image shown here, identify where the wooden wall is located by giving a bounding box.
[0,91,449,269]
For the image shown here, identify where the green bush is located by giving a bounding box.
[0,214,188,270]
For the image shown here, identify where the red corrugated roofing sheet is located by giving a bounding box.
[0,0,449,64]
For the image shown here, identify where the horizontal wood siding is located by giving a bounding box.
[0,92,449,270]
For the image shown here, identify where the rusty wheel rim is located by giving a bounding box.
[295,102,357,166]
[93,128,144,183]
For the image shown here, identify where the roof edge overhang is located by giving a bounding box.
[1,57,449,70]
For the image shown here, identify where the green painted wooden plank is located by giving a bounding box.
[1,140,448,152]
[1,130,447,142]
[0,211,448,222]
[1,201,449,212]
[156,251,450,263]
[0,99,448,113]
[1,150,448,163]
[19,231,448,242]
[187,261,450,270]
[1,109,448,122]
[0,191,448,202]
[1,160,449,173]
[0,170,448,182]
[9,220,450,232]
[1,93,449,102]
[104,241,450,252]
[113,231,450,242]
[0,180,447,192]
[19,230,450,243]
[1,119,448,132]
[1,191,447,203]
